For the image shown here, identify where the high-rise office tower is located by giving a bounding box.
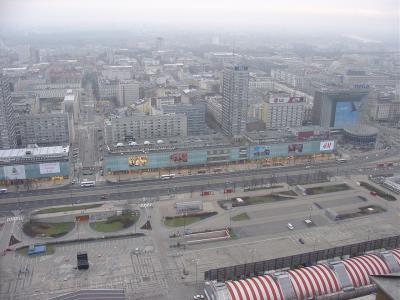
[118,80,140,107]
[0,75,17,149]
[312,89,369,128]
[221,65,249,136]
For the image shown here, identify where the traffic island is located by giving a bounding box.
[325,205,386,221]
[304,183,351,195]
[164,212,217,227]
[218,193,296,209]
[231,212,250,221]
[34,204,102,215]
[89,210,139,232]
[359,181,397,201]
[23,221,74,238]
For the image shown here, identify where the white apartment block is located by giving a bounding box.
[249,77,273,89]
[105,113,187,144]
[262,96,306,129]
[99,79,118,99]
[271,69,305,89]
[102,65,132,81]
[118,80,140,107]
[18,113,69,147]
[372,101,400,122]
[206,95,223,126]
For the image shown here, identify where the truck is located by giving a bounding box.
[77,251,89,270]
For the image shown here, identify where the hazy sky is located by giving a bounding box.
[1,0,399,38]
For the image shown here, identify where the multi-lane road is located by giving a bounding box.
[0,148,398,212]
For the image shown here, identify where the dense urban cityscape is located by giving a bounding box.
[0,1,399,300]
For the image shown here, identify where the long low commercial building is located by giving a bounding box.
[103,136,336,175]
[0,145,70,185]
[205,248,400,300]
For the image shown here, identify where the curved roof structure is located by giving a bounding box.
[213,248,400,300]
[343,125,379,137]
[391,249,400,263]
[226,275,283,300]
[287,264,340,299]
[342,254,390,287]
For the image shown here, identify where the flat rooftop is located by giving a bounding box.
[0,146,69,161]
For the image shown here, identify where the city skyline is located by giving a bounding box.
[0,2,399,300]
[0,0,399,42]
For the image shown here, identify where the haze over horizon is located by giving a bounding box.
[1,0,399,42]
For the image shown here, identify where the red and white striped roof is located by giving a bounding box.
[226,275,283,300]
[287,264,340,299]
[391,248,400,264]
[342,254,390,287]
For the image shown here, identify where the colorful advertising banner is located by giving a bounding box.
[128,156,148,167]
[39,162,61,174]
[4,165,26,180]
[288,143,303,153]
[253,145,270,157]
[320,140,335,151]
[170,152,188,163]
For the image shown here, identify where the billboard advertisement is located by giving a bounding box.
[128,156,148,167]
[253,145,270,157]
[334,101,360,127]
[39,162,61,174]
[269,96,304,104]
[4,165,26,180]
[288,144,303,153]
[320,140,335,151]
[170,152,188,163]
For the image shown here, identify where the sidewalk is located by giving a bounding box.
[105,159,333,183]
[4,179,71,193]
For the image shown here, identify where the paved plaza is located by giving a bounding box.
[0,175,399,299]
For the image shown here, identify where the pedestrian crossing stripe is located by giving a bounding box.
[6,216,23,222]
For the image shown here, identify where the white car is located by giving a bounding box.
[287,223,295,230]
[304,219,313,225]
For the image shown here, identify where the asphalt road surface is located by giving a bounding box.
[0,149,398,212]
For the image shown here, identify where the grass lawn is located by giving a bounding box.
[231,212,250,221]
[246,194,291,205]
[90,211,139,232]
[360,182,397,201]
[35,204,102,215]
[218,193,295,209]
[278,190,298,196]
[164,216,202,227]
[305,184,351,195]
[340,205,386,220]
[17,244,55,256]
[228,228,237,239]
[164,212,217,227]
[244,185,284,192]
[23,221,74,238]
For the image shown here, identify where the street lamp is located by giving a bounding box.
[250,249,257,263]
[192,258,200,287]
[228,203,232,229]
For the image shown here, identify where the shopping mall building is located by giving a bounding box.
[103,132,336,176]
[0,146,70,185]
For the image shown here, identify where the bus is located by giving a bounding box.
[336,158,347,163]
[0,188,7,194]
[80,181,96,187]
[161,174,175,180]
